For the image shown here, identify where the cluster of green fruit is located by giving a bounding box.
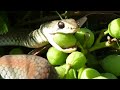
[47,18,120,79]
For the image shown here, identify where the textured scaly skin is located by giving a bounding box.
[0,55,57,79]
[0,28,48,48]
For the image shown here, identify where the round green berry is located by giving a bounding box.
[80,68,101,79]
[9,48,23,54]
[55,64,77,79]
[75,28,94,48]
[100,54,120,76]
[108,18,120,38]
[66,51,87,70]
[92,76,107,79]
[47,47,68,65]
[53,33,77,48]
[101,73,117,79]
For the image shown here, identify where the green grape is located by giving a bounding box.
[55,64,66,79]
[55,64,77,79]
[53,33,77,48]
[66,68,77,79]
[9,48,23,54]
[78,67,86,79]
[80,68,101,79]
[75,28,94,48]
[101,73,117,79]
[100,54,120,76]
[47,47,68,65]
[108,18,120,38]
[65,51,87,74]
[92,76,108,79]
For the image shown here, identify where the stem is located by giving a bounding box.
[55,11,63,20]
[65,64,71,75]
[94,29,108,45]
[104,29,109,35]
[63,64,71,79]
[76,41,87,54]
[89,41,114,52]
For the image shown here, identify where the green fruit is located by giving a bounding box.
[9,48,23,54]
[65,51,87,74]
[101,73,117,79]
[75,28,94,48]
[66,51,87,70]
[92,76,108,79]
[100,54,120,76]
[108,18,120,38]
[55,64,66,79]
[78,67,86,79]
[66,68,77,79]
[55,64,77,79]
[47,47,68,65]
[53,33,77,48]
[80,68,101,79]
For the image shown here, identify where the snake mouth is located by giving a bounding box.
[49,27,78,35]
[62,46,77,53]
[64,27,78,34]
[72,28,79,33]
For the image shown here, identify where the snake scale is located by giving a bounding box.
[0,17,87,79]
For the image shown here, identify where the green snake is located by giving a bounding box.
[0,19,79,53]
[0,17,87,79]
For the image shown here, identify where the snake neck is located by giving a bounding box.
[0,28,49,48]
[26,28,49,48]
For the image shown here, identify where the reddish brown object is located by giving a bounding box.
[0,55,57,79]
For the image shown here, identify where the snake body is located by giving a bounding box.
[0,28,48,48]
[0,19,78,52]
[0,55,58,79]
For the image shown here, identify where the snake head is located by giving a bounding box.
[43,19,79,34]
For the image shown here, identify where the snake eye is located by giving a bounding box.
[58,21,65,29]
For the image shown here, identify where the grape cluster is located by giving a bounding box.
[46,18,120,79]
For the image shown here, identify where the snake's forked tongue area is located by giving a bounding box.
[0,55,58,79]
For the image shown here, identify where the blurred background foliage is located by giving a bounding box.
[1,11,120,33]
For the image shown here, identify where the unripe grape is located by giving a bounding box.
[80,68,100,79]
[53,33,77,48]
[47,47,68,65]
[100,54,120,76]
[108,18,120,38]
